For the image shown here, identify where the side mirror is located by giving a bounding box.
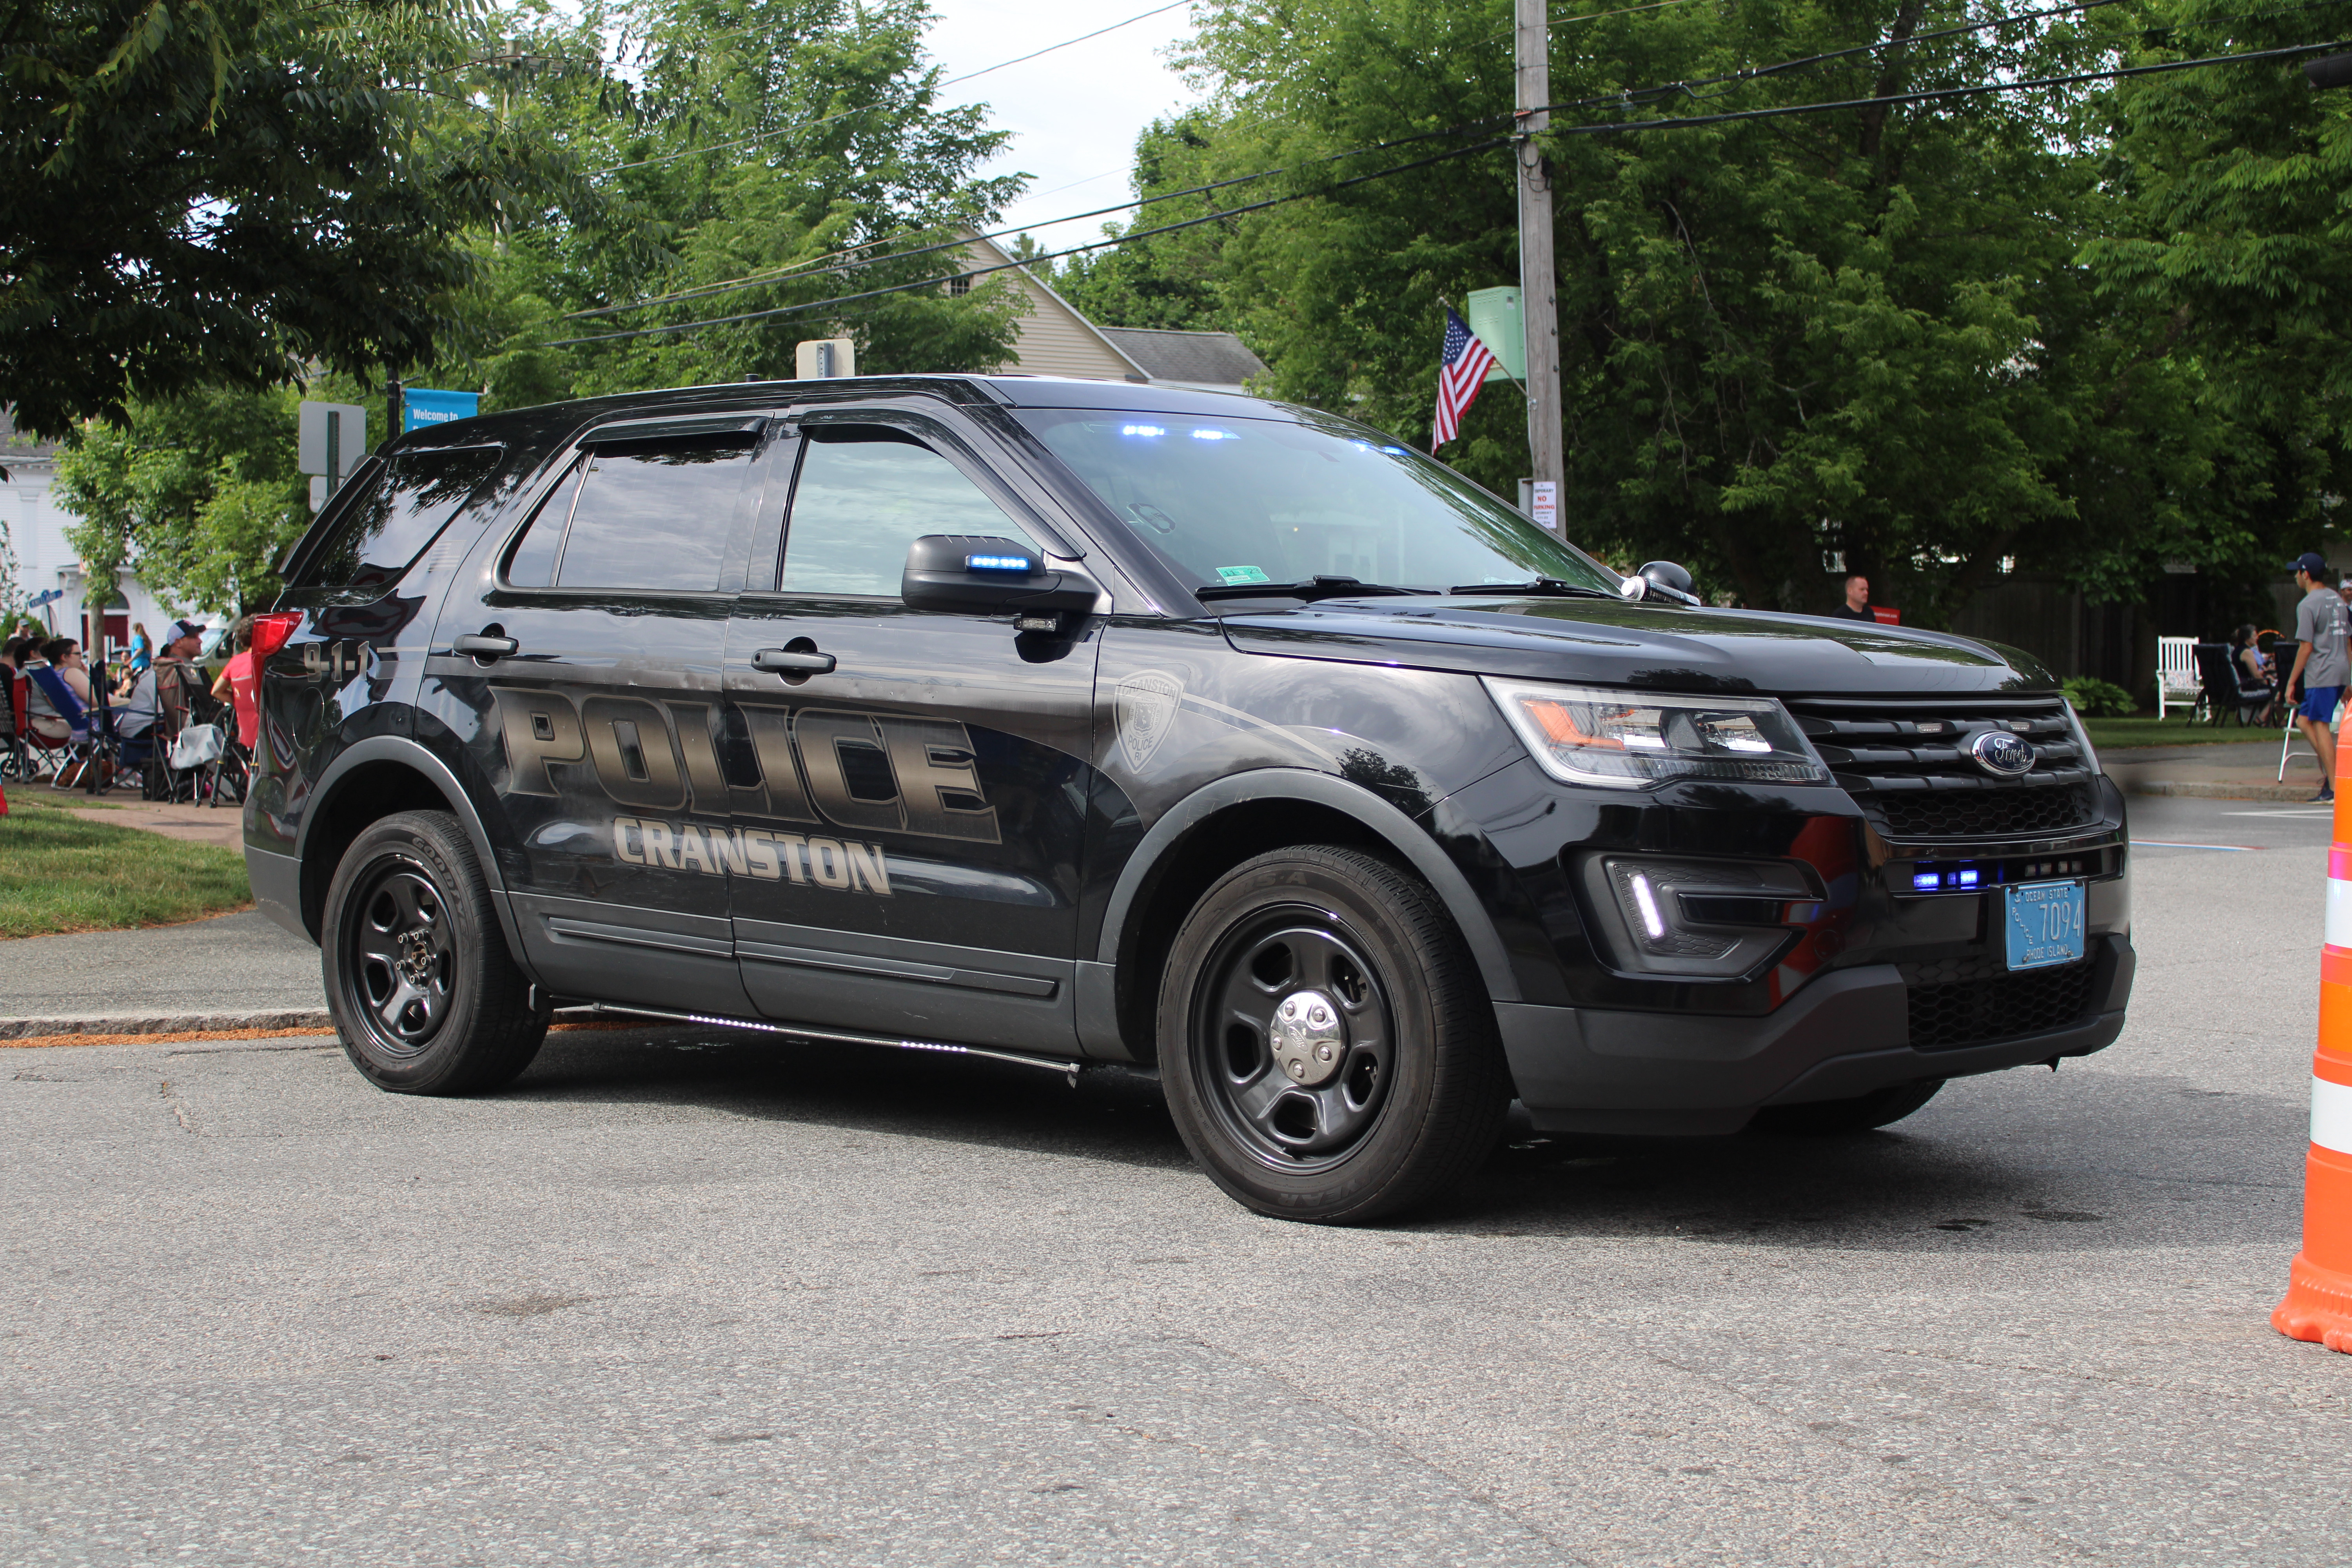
[1632,560,1700,606]
[901,535,1100,631]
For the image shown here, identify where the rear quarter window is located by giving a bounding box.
[293,446,505,601]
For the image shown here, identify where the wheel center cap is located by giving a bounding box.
[397,929,436,987]
[1272,989,1346,1086]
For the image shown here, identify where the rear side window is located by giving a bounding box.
[780,426,1039,596]
[505,432,757,592]
[296,446,503,598]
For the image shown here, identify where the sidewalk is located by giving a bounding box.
[2103,737,2328,802]
[64,797,243,850]
[0,909,327,1038]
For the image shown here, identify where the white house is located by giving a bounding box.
[1,408,179,661]
[955,232,1267,394]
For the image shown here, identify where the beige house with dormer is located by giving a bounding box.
[955,231,1266,395]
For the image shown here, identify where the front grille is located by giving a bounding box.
[1874,783,2096,840]
[1902,962,2097,1051]
[1784,696,2100,842]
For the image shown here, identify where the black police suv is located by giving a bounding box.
[246,374,2132,1223]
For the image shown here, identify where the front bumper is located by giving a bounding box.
[1497,932,2133,1135]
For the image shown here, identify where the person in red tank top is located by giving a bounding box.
[209,617,260,749]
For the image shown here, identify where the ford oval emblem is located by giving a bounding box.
[1970,728,2036,779]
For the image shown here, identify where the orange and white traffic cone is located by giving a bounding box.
[2275,734,2352,1351]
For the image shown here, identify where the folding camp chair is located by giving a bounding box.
[1,670,56,781]
[2191,643,2271,728]
[24,661,127,794]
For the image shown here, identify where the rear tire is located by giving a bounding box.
[1751,1078,1944,1135]
[1158,846,1509,1224]
[321,809,548,1094]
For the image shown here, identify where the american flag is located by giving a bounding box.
[1431,307,1498,451]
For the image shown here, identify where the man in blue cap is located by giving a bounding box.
[2285,552,2348,802]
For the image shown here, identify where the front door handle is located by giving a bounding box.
[452,633,519,659]
[753,646,837,676]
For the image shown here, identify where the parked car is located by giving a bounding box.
[245,375,2132,1222]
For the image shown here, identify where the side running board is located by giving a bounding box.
[582,1003,1087,1082]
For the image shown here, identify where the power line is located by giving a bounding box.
[566,118,1512,321]
[1539,36,2349,132]
[589,0,1193,177]
[544,137,1512,347]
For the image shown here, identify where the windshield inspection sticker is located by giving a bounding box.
[1215,564,1272,584]
[1116,671,1185,772]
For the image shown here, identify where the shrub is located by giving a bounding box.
[2064,676,2135,718]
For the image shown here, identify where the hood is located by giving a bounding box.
[1216,596,2058,697]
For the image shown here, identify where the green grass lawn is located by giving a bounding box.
[2082,715,2287,750]
[0,786,251,939]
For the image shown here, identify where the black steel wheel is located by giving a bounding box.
[321,809,548,1094]
[1751,1078,1945,1135]
[1159,846,1508,1223]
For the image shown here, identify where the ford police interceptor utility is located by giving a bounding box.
[245,374,2133,1223]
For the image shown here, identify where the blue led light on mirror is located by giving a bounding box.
[965,555,1033,572]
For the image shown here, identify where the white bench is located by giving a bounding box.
[2156,635,2200,719]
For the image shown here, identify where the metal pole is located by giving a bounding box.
[1515,0,1564,524]
[387,376,404,447]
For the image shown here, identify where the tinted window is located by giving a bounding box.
[504,461,583,589]
[297,446,503,597]
[780,427,1040,596]
[1017,410,1621,595]
[506,434,755,592]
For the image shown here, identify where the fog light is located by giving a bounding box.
[1578,855,1824,980]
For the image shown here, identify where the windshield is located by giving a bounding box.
[1014,409,1623,597]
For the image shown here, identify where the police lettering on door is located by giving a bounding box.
[490,686,1002,897]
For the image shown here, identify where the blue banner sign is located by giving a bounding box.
[403,388,482,431]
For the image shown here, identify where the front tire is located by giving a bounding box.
[1158,846,1508,1224]
[321,809,549,1094]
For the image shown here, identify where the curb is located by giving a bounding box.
[2120,780,2325,803]
[0,1007,608,1041]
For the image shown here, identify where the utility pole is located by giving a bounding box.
[1514,0,1564,528]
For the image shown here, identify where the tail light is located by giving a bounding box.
[250,612,303,661]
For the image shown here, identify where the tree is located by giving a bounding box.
[0,0,563,437]
[1060,0,2334,622]
[52,386,321,616]
[414,0,1030,404]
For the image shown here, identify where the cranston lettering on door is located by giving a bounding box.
[490,686,1002,897]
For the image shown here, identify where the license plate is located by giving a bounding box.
[2004,880,2086,971]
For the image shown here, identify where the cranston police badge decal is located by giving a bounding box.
[1115,671,1184,772]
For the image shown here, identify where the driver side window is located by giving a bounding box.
[779,426,1039,596]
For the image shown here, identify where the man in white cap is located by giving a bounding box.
[116,617,208,754]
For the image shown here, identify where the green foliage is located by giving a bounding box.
[2062,675,2136,717]
[0,0,575,437]
[410,0,1027,406]
[53,385,321,615]
[1053,0,2351,623]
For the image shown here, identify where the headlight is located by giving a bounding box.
[1482,678,1829,789]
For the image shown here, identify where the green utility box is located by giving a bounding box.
[1466,286,1524,383]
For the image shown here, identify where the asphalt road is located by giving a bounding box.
[3,793,2346,1565]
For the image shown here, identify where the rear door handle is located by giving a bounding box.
[753,647,837,675]
[452,634,519,659]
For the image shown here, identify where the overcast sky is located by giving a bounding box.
[923,0,1207,257]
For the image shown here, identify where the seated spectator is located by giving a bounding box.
[2232,624,2270,687]
[21,638,94,743]
[116,618,207,744]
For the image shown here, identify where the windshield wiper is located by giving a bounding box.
[1194,575,1440,603]
[1447,578,1622,600]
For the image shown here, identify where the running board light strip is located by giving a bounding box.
[583,1003,1085,1078]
